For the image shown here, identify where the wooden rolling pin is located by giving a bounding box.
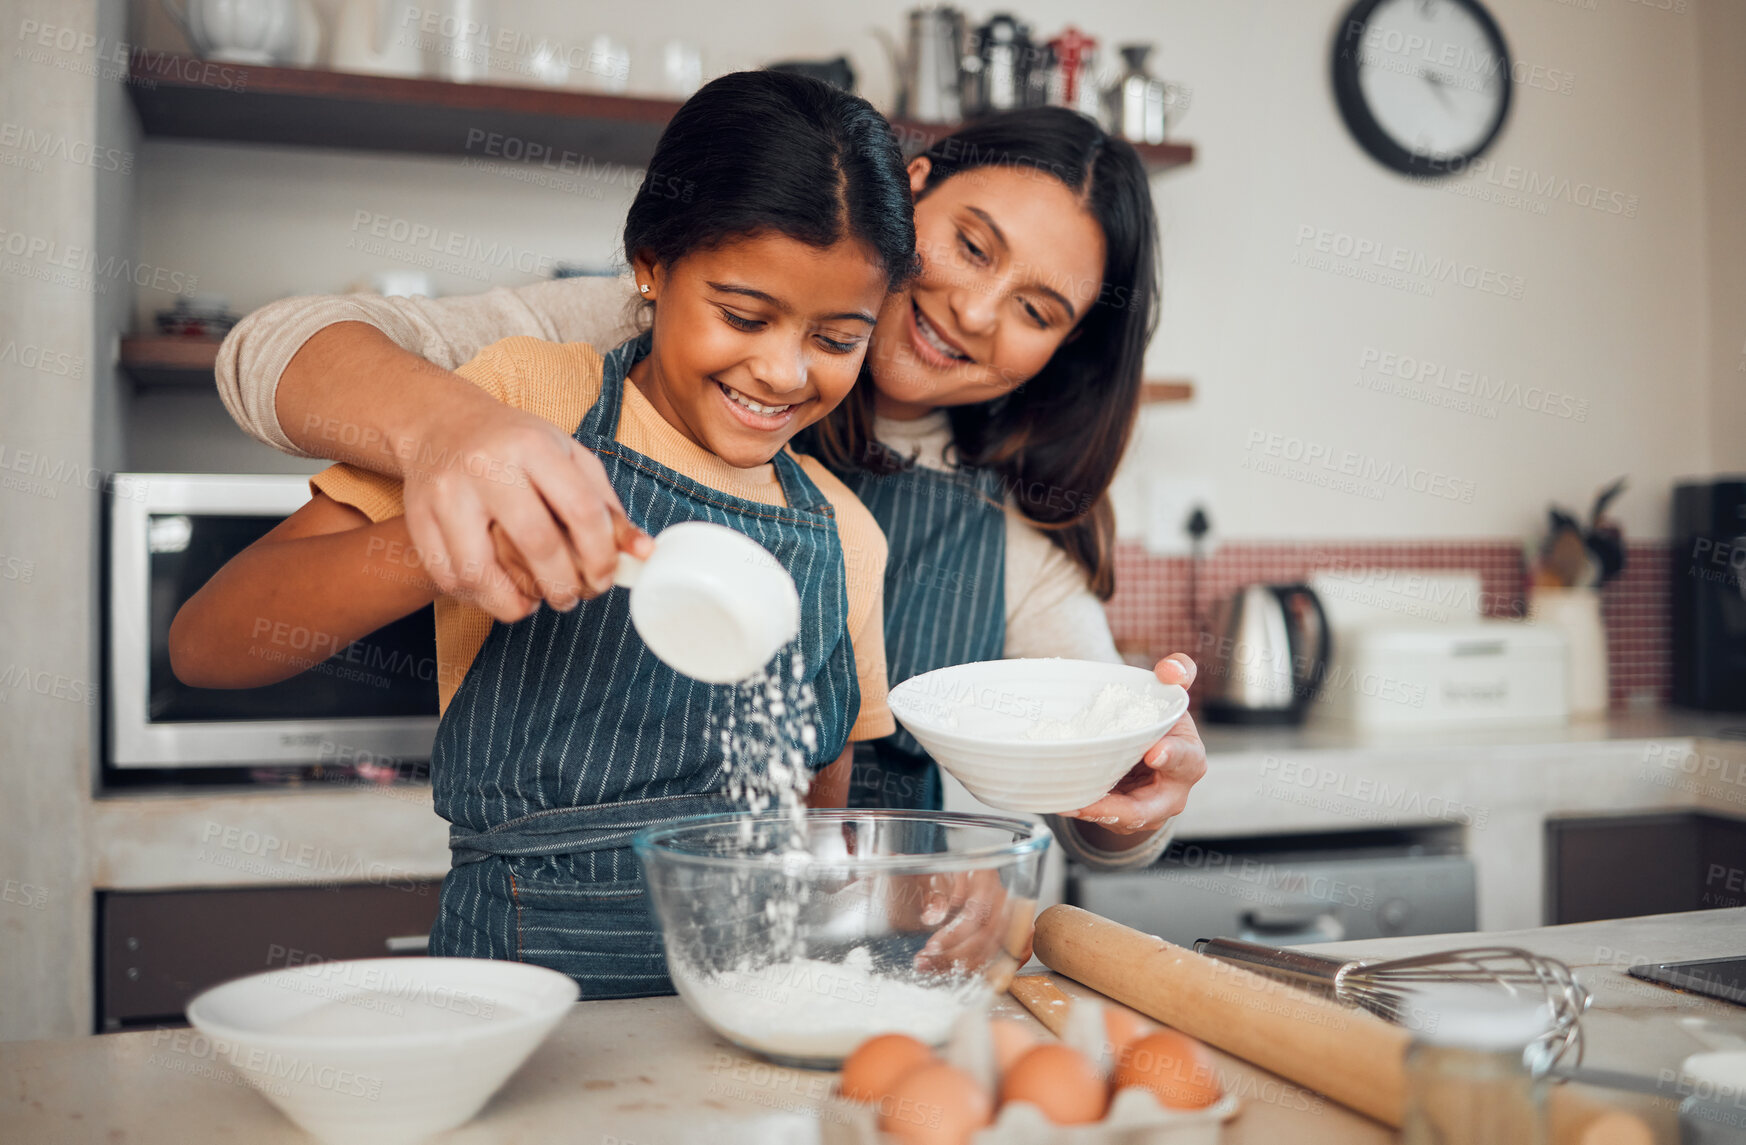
[1034,905,1410,1123]
[1030,906,1651,1145]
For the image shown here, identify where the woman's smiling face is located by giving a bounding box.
[866,159,1108,418]
[630,233,889,468]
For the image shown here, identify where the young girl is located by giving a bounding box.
[213,108,1204,875]
[170,71,916,997]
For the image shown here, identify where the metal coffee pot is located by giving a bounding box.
[962,13,1037,117]
[1103,43,1188,144]
[876,6,966,124]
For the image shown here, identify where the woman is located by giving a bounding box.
[214,106,1205,871]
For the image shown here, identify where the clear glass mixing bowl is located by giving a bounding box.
[633,809,1051,1068]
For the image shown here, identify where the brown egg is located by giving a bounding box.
[841,1033,936,1105]
[1102,1006,1154,1058]
[999,1043,1108,1125]
[988,1019,1037,1074]
[1111,1030,1223,1109]
[878,1062,993,1145]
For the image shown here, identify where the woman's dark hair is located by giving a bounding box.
[809,108,1161,600]
[623,70,916,291]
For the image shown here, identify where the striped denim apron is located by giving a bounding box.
[427,332,859,998]
[831,456,1007,811]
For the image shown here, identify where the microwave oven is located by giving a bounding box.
[108,473,439,768]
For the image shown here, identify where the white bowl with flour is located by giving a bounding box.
[185,958,576,1145]
[888,659,1190,813]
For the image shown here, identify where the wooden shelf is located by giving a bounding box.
[126,57,1194,172]
[120,337,220,388]
[1141,378,1194,404]
[128,57,683,165]
[889,118,1193,173]
[117,333,1193,399]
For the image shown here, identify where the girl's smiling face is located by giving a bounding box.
[866,160,1108,419]
[630,233,890,469]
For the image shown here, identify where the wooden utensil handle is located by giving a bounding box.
[1545,1088,1655,1145]
[1007,975,1074,1038]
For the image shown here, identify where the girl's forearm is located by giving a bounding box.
[169,515,440,689]
[277,322,507,477]
[805,744,855,808]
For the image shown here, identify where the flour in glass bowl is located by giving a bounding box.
[670,945,990,1060]
[1022,683,1165,741]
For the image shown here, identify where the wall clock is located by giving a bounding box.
[1332,0,1513,178]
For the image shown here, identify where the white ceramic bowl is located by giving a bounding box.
[186,957,577,1145]
[889,658,1190,813]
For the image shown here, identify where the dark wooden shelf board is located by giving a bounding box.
[127,57,1195,173]
[1141,379,1194,403]
[120,337,220,388]
[127,57,683,166]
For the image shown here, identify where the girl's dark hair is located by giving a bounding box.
[623,70,916,291]
[810,108,1161,600]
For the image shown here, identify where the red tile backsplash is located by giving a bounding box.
[1104,539,1671,711]
[1599,541,1672,709]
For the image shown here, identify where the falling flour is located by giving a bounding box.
[670,946,990,1060]
[716,646,819,830]
[688,650,992,1061]
[1023,683,1166,741]
[710,647,822,958]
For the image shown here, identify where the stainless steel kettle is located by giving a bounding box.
[1199,583,1331,725]
[875,6,967,124]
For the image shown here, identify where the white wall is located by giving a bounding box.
[1117,0,1713,545]
[132,0,1736,539]
[0,0,114,1042]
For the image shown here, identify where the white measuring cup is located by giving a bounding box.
[612,521,801,684]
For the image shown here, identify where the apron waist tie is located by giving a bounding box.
[448,792,737,868]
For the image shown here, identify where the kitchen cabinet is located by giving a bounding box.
[1069,825,1477,949]
[98,883,441,1031]
[1546,811,1746,924]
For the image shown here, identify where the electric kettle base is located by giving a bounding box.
[1202,701,1307,726]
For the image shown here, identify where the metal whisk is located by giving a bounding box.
[1194,937,1592,1065]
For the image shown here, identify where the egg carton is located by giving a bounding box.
[820,1086,1241,1145]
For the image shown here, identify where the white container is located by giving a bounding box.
[162,0,307,64]
[1311,621,1569,729]
[185,958,576,1145]
[329,0,424,77]
[889,659,1189,813]
[613,520,800,685]
[426,0,489,82]
[1526,587,1609,719]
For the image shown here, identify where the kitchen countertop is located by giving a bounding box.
[88,712,1746,935]
[4,908,1742,1144]
[1199,706,1746,756]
